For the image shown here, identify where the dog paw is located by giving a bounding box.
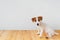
[56,33,59,35]
[39,35,42,38]
[54,32,59,35]
[36,32,40,35]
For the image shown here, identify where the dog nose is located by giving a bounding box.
[37,23,39,26]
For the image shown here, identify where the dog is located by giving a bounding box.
[31,16,59,38]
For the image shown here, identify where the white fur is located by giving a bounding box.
[32,17,59,38]
[36,21,59,38]
[36,18,58,37]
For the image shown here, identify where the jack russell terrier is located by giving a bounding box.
[31,16,59,38]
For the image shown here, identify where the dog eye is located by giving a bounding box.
[35,20,36,22]
[38,16,42,22]
[38,19,40,22]
[38,18,42,22]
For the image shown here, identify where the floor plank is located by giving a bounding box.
[16,30,23,40]
[0,30,60,40]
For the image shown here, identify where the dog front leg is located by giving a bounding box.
[37,30,40,35]
[36,27,40,35]
[39,29,43,37]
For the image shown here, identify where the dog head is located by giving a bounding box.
[32,16,43,26]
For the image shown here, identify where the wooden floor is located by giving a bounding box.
[0,30,60,40]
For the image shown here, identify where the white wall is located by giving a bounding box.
[0,0,60,30]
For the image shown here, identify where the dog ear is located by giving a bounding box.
[32,17,36,22]
[38,16,43,22]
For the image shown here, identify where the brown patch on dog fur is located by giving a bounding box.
[32,16,43,22]
[45,37,49,39]
[38,16,43,22]
[32,17,36,22]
